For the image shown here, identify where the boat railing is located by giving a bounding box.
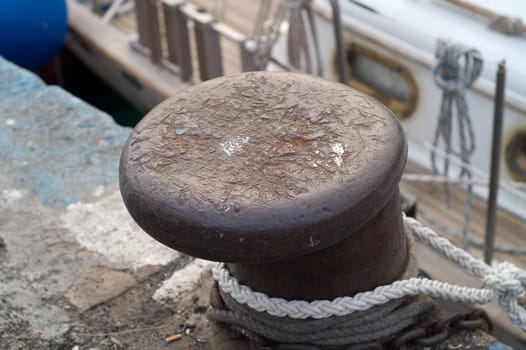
[116,0,261,82]
[87,0,261,82]
[87,0,330,83]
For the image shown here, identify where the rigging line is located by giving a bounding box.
[406,133,526,201]
[417,208,526,255]
[402,173,526,189]
[431,40,482,249]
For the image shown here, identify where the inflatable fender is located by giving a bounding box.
[0,1,68,70]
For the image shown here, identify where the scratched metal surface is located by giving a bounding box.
[120,72,407,262]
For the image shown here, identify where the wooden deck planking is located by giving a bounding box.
[404,161,526,342]
[112,10,136,34]
[403,161,526,268]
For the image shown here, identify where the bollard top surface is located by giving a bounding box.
[120,72,406,262]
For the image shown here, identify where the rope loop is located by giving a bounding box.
[481,261,526,327]
[430,40,483,249]
[484,262,525,298]
[433,39,483,92]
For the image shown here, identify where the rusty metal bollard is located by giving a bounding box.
[119,72,409,347]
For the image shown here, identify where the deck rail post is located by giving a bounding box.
[191,10,224,80]
[134,0,151,49]
[146,0,163,64]
[240,39,260,72]
[133,0,163,64]
[162,0,193,81]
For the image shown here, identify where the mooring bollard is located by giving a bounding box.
[120,71,407,296]
[119,72,501,349]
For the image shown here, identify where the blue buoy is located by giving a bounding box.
[0,1,67,70]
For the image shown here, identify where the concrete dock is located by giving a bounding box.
[0,57,210,349]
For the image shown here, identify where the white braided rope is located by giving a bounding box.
[212,215,526,331]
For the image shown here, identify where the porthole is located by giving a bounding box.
[333,43,418,120]
[506,129,526,181]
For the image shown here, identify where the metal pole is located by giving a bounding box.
[329,0,349,84]
[484,61,506,264]
[240,39,259,72]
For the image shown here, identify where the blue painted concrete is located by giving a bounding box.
[0,56,132,207]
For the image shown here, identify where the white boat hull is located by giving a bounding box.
[298,0,526,219]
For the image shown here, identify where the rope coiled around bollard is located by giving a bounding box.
[212,214,526,332]
[208,235,440,345]
[208,295,436,346]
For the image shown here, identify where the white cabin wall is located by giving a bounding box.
[303,3,526,218]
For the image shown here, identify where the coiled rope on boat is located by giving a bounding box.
[431,39,483,250]
[209,233,439,345]
[212,214,526,332]
[432,40,482,181]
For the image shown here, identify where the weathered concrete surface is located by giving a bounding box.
[154,259,212,303]
[0,57,209,349]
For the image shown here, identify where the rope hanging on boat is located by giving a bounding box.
[255,0,322,75]
[212,214,526,332]
[431,39,482,250]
